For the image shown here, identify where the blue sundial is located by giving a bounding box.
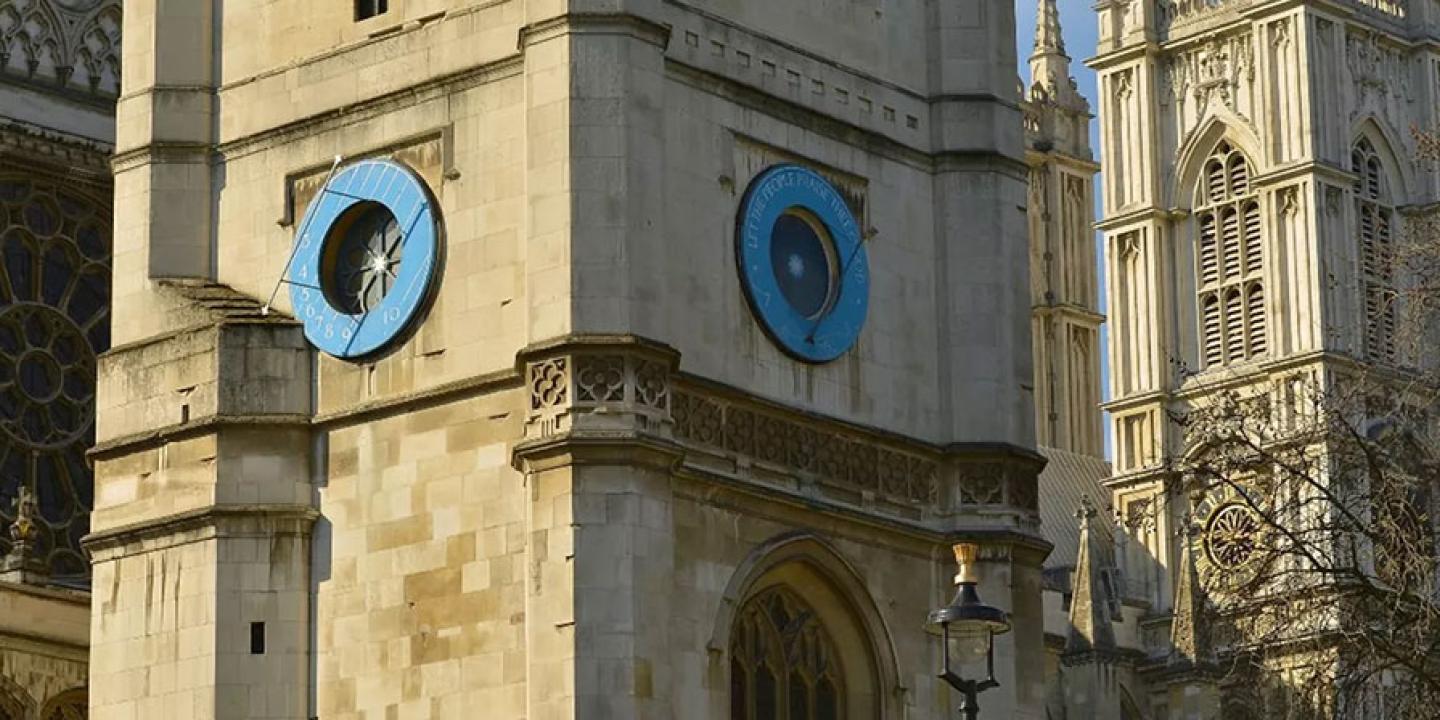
[287,158,443,360]
[736,164,869,363]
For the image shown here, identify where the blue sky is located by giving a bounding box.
[1014,1,1112,457]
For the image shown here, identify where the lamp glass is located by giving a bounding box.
[947,623,992,663]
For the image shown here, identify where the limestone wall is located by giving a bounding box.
[314,386,528,718]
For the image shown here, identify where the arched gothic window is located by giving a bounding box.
[0,686,25,720]
[730,586,845,720]
[39,689,86,720]
[0,176,111,581]
[1352,139,1397,364]
[1196,142,1266,368]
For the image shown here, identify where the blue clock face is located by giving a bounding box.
[736,164,869,363]
[287,159,443,360]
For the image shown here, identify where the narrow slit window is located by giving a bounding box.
[356,0,389,21]
[251,622,266,655]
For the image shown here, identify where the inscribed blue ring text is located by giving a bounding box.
[736,164,869,363]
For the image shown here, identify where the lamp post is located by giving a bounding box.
[928,543,1011,720]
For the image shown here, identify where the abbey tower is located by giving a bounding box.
[85,1,1051,719]
[1088,0,1440,715]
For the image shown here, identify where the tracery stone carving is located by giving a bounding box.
[574,355,625,404]
[670,388,941,509]
[0,0,121,97]
[730,586,846,720]
[957,463,1005,506]
[529,358,569,411]
[1125,497,1156,533]
[1346,29,1412,116]
[1166,32,1253,118]
[1156,0,1252,38]
[633,359,669,409]
[1203,503,1262,569]
[0,175,111,580]
[524,347,673,438]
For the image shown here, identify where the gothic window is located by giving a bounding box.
[1196,142,1266,368]
[0,686,24,720]
[39,689,86,720]
[730,586,845,720]
[1353,139,1397,364]
[0,176,111,582]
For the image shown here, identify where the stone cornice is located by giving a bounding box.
[110,142,214,173]
[673,469,1048,562]
[215,55,523,163]
[313,368,522,430]
[1086,42,1160,72]
[1032,304,1107,325]
[84,505,319,560]
[1096,205,1180,232]
[665,60,936,172]
[0,580,89,608]
[663,0,927,101]
[88,414,313,462]
[1253,159,1355,188]
[0,120,112,181]
[519,12,671,49]
[511,430,685,474]
[1103,349,1409,415]
[1025,148,1101,175]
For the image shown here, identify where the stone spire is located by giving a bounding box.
[1030,0,1075,101]
[1065,496,1116,654]
[1033,0,1066,58]
[1169,527,1213,667]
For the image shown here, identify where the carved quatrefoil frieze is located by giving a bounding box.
[672,389,942,509]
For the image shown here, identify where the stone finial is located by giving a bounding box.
[1,485,49,585]
[1065,495,1116,656]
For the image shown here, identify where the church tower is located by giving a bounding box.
[1026,0,1104,459]
[1092,0,1440,713]
[87,1,1049,719]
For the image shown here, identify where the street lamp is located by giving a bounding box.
[928,542,1011,720]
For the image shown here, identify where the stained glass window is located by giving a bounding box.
[0,176,111,582]
[730,586,845,720]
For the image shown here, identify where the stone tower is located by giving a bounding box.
[1025,0,1104,458]
[89,1,1049,719]
[1092,0,1440,714]
[0,0,122,716]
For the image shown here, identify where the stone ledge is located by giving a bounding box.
[519,12,671,49]
[88,413,312,461]
[512,430,685,474]
[84,505,318,561]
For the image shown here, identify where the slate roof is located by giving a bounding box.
[1036,446,1114,572]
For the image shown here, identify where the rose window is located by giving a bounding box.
[0,177,111,581]
[1203,503,1262,570]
